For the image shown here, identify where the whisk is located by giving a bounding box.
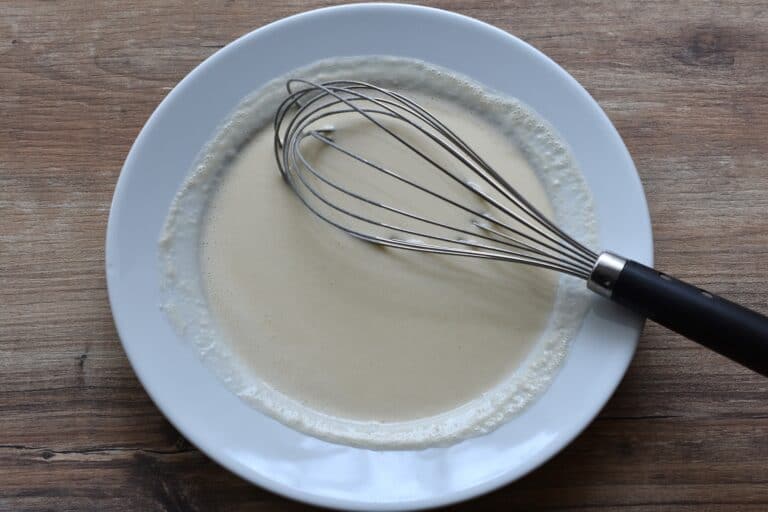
[273,79,768,376]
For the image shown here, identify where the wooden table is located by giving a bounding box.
[3,1,768,510]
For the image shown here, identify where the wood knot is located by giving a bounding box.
[41,450,54,460]
[674,29,735,68]
[76,345,89,370]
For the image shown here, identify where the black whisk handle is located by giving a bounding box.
[589,253,768,377]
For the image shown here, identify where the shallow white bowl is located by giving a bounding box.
[106,4,653,510]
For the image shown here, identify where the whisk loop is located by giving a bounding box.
[274,79,597,280]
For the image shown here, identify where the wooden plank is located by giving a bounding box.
[1,0,767,510]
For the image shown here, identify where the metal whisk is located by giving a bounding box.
[274,79,768,376]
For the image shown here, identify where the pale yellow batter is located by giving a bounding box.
[159,56,598,448]
[202,97,558,421]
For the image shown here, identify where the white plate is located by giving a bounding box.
[106,4,652,510]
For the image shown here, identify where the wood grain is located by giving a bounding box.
[2,1,768,510]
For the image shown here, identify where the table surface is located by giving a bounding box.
[3,1,768,510]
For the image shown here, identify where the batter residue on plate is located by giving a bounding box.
[159,56,598,449]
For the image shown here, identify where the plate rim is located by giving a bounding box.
[106,3,653,510]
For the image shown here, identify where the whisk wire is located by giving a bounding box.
[292,81,598,266]
[274,79,598,279]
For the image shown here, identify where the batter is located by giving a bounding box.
[159,57,598,448]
